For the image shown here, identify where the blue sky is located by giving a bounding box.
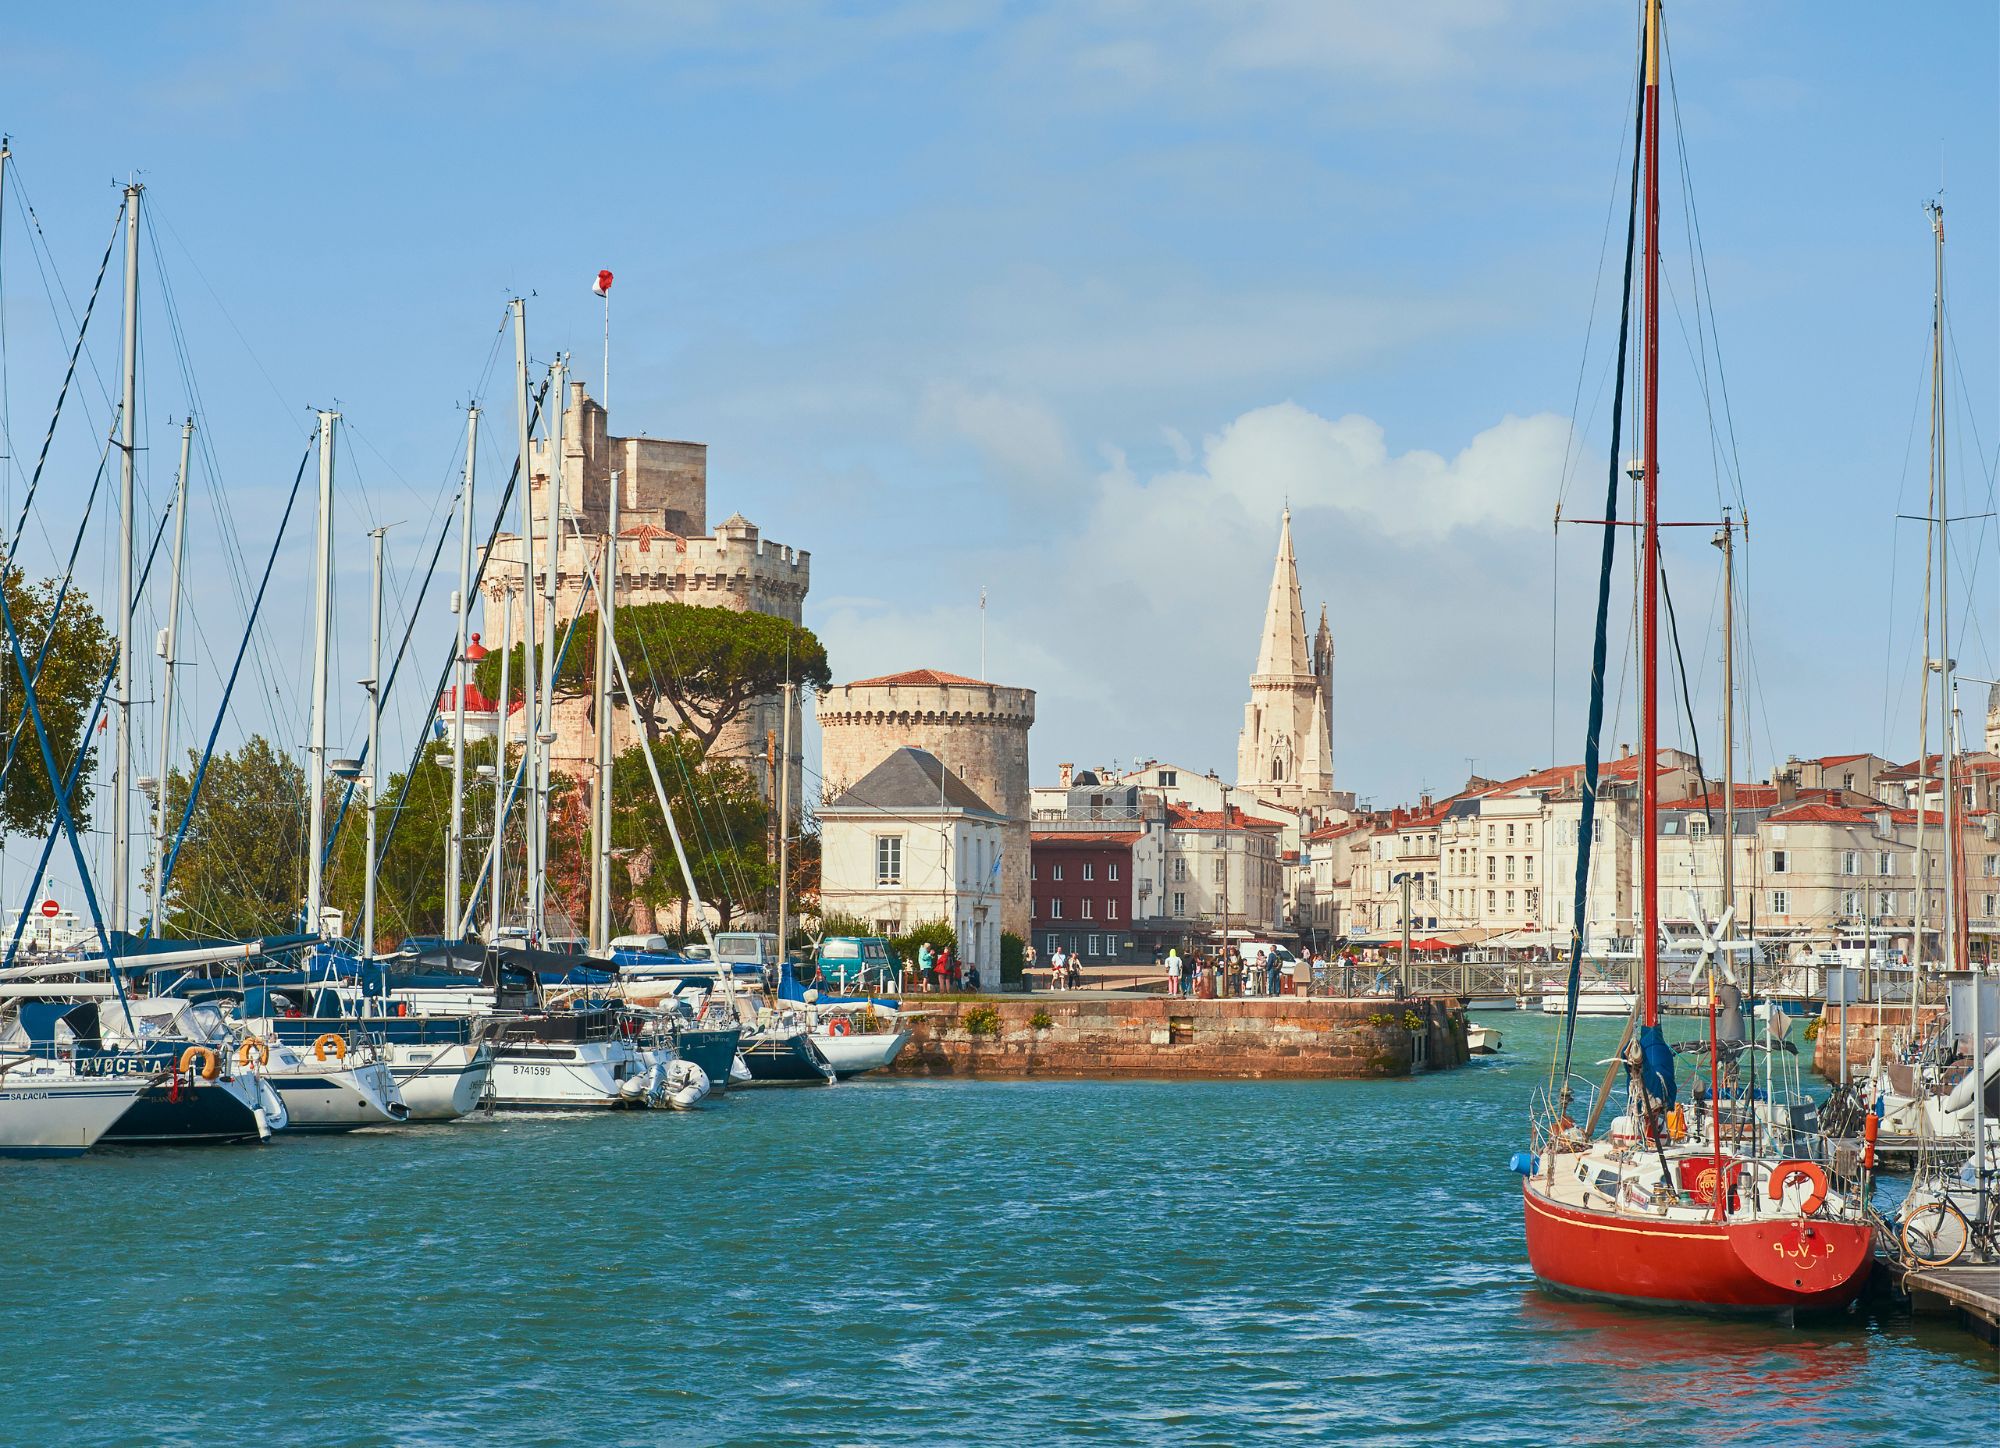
[1,2,1995,906]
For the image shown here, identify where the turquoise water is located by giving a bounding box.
[3,1014,1992,1446]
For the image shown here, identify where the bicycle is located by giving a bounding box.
[1899,1186,2000,1268]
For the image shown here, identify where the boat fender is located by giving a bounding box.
[827,1016,853,1037]
[178,1045,221,1081]
[237,1037,270,1068]
[1508,1151,1538,1177]
[1861,1112,1880,1172]
[1765,1160,1828,1216]
[313,1032,348,1063]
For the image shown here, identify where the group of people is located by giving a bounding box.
[1021,944,1085,991]
[1159,946,1356,999]
[911,941,978,994]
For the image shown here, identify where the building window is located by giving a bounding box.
[1045,934,1061,955]
[1770,851,1788,874]
[1770,890,1789,915]
[1526,889,1539,915]
[1087,934,1102,956]
[1986,894,1996,918]
[1506,823,1516,845]
[1878,852,1893,876]
[1842,890,1861,916]
[1031,861,1037,881]
[1689,815,1708,839]
[1082,861,1095,881]
[1081,899,1094,920]
[1985,856,2000,878]
[1486,825,1496,844]
[1525,857,1535,883]
[1842,850,1858,875]
[1505,857,1516,882]
[1052,863,1064,882]
[875,835,903,886]
[1505,890,1515,913]
[1486,890,1496,912]
[1525,824,1535,847]
[1158,770,1177,787]
[1108,862,1120,881]
[1486,858,1496,881]
[1172,891,1186,916]
[1173,859,1187,882]
[1050,899,1063,920]
[1107,899,1119,921]
[1215,859,1226,882]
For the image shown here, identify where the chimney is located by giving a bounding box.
[1058,762,1074,789]
[1619,743,1633,760]
[1419,793,1433,812]
[1778,774,1797,803]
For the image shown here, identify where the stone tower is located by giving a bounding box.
[1236,509,1335,811]
[1987,682,2000,755]
[817,670,1036,937]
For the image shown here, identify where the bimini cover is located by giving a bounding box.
[1637,1023,1677,1105]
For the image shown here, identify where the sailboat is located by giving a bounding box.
[1517,0,1873,1314]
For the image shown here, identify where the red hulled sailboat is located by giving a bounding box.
[1518,0,1874,1316]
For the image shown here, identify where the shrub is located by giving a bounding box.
[1802,1016,1822,1042]
[1029,1008,1053,1031]
[1001,931,1026,985]
[963,1004,1002,1036]
[892,918,957,964]
[1402,1010,1424,1032]
[1366,1012,1395,1028]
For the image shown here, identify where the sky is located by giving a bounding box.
[0,1,1995,909]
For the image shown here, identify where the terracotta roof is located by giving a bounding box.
[844,668,990,689]
[1031,831,1140,845]
[1816,753,1871,767]
[1166,803,1282,832]
[1766,802,1910,826]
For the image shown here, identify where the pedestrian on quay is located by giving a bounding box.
[936,945,954,992]
[1023,943,1038,991]
[917,941,935,994]
[965,960,980,993]
[1164,948,1183,998]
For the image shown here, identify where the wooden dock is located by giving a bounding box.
[1896,1261,2000,1352]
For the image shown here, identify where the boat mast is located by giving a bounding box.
[447,404,478,939]
[1714,512,1734,935]
[510,300,540,944]
[590,468,620,953]
[1930,202,1958,985]
[305,410,338,937]
[111,183,140,937]
[362,525,386,956]
[1638,0,1663,1028]
[489,589,513,943]
[150,417,193,935]
[539,356,564,939]
[777,676,793,964]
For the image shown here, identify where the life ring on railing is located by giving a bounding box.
[236,1037,270,1068]
[312,1032,349,1063]
[177,1046,221,1082]
[826,1016,853,1037]
[1765,1159,1828,1216]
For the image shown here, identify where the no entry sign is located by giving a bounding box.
[39,899,59,919]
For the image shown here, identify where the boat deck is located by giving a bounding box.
[1897,1262,2000,1352]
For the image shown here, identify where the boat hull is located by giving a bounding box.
[0,1076,151,1158]
[812,1028,911,1079]
[101,1076,265,1145]
[740,1034,834,1084]
[267,1059,407,1132]
[384,1041,493,1121]
[488,1040,650,1108]
[1522,1180,1873,1313]
[671,1027,742,1090]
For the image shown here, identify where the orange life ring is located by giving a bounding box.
[312,1032,349,1063]
[826,1016,853,1037]
[177,1046,221,1082]
[236,1037,270,1068]
[1765,1159,1828,1216]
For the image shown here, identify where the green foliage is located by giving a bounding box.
[1402,1010,1424,1032]
[0,568,115,839]
[474,601,831,757]
[1365,1012,1395,1028]
[1000,930,1025,984]
[1028,1008,1053,1031]
[157,735,307,939]
[324,737,511,947]
[962,1004,1002,1036]
[610,735,770,931]
[891,918,956,963]
[1803,1016,1823,1042]
[815,910,875,940]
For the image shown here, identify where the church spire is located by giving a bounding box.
[1253,508,1312,681]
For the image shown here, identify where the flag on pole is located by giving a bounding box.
[592,269,614,297]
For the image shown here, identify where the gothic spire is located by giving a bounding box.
[1253,508,1313,681]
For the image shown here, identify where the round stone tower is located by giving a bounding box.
[817,670,1036,937]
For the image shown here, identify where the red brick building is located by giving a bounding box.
[1030,831,1140,964]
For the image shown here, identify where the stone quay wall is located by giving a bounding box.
[886,996,1469,1079]
[1813,1002,1947,1085]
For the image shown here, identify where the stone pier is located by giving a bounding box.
[1812,1003,1945,1085]
[886,996,1469,1079]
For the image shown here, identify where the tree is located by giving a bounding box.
[609,734,771,932]
[0,568,115,839]
[475,601,831,756]
[156,734,307,939]
[324,737,513,948]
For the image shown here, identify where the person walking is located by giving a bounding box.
[1023,942,1038,991]
[917,941,935,994]
[1164,948,1183,998]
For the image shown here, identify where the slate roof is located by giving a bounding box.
[825,747,1002,817]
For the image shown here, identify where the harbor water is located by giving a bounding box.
[3,1014,1992,1445]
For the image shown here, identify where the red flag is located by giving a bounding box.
[592,269,614,297]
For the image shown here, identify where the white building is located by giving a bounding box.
[818,747,1006,974]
